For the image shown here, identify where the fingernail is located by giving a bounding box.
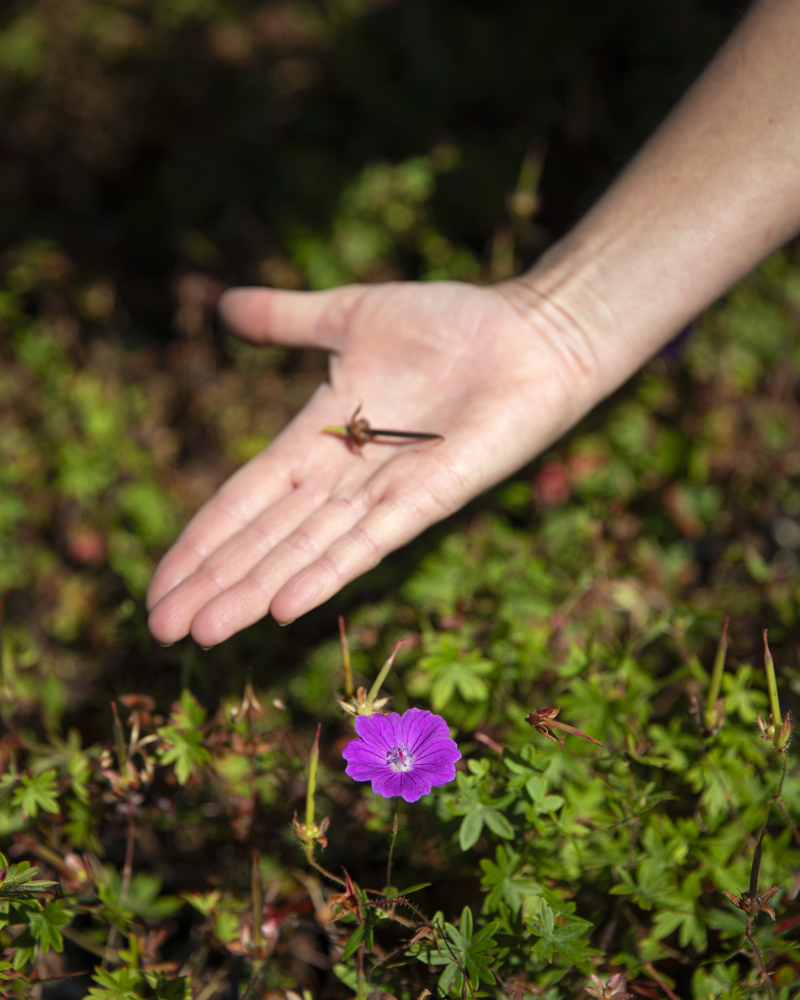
[158,642,175,648]
[278,620,296,627]
[200,645,213,651]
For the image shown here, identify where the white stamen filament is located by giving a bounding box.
[387,745,414,772]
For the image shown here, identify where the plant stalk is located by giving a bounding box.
[251,849,264,977]
[111,701,129,774]
[339,616,354,698]
[744,918,773,999]
[366,639,404,705]
[305,723,321,830]
[385,801,400,896]
[703,616,728,730]
[357,945,367,1000]
[762,630,782,730]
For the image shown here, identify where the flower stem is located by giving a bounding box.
[385,801,401,896]
[776,751,788,801]
[309,857,347,887]
[703,617,728,730]
[251,849,263,967]
[749,831,764,899]
[763,630,782,729]
[249,851,268,997]
[305,723,321,830]
[103,796,136,969]
[773,793,800,849]
[120,803,136,910]
[366,639,403,705]
[643,962,680,1000]
[744,918,773,999]
[339,616,354,698]
[357,946,367,1000]
[111,701,129,776]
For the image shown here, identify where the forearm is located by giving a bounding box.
[516,0,800,402]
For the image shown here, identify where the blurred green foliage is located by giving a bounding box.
[2,246,800,996]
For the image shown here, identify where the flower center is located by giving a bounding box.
[386,744,414,772]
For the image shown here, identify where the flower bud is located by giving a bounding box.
[776,712,794,751]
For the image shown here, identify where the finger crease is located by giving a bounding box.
[317,552,346,584]
[196,562,226,594]
[286,530,321,559]
[350,522,381,559]
[210,495,250,530]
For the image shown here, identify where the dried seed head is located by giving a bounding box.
[721,884,781,920]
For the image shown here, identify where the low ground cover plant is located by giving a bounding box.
[1,237,800,997]
[1,616,799,999]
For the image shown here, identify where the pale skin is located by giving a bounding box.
[147,0,800,647]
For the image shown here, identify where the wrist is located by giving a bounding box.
[505,0,800,407]
[501,229,665,414]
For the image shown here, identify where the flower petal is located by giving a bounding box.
[342,707,460,800]
[341,739,385,767]
[372,768,432,802]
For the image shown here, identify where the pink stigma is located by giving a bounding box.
[386,745,414,772]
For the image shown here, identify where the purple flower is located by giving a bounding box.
[342,708,461,803]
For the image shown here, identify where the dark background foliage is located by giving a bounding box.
[2,0,741,339]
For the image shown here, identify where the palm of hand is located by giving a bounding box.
[146,279,585,646]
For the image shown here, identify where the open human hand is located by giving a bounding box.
[146,278,599,646]
[146,0,800,647]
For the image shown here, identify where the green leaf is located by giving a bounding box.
[87,966,142,1000]
[158,728,210,785]
[333,962,360,991]
[11,769,59,818]
[341,923,365,960]
[101,869,181,921]
[157,690,210,784]
[483,808,515,839]
[181,890,220,918]
[144,974,192,999]
[26,899,70,953]
[459,810,484,851]
[540,900,555,934]
[529,901,597,970]
[480,845,542,915]
[214,910,239,944]
[416,636,495,712]
[0,861,58,899]
[437,961,459,994]
[459,904,473,940]
[172,689,207,730]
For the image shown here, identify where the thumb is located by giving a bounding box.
[218,285,366,352]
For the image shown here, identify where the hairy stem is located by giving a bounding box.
[643,962,680,1000]
[703,616,728,730]
[744,918,773,999]
[773,793,800,849]
[309,857,347,888]
[749,831,764,899]
[366,638,404,705]
[357,945,366,1000]
[251,849,264,971]
[762,630,782,730]
[305,723,321,830]
[119,802,136,910]
[103,798,136,969]
[385,802,400,896]
[339,616,354,698]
